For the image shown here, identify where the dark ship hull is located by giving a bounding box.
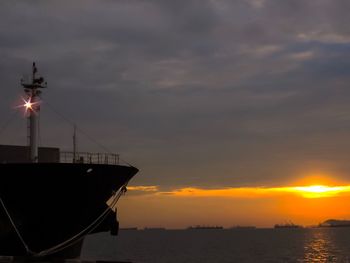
[0,163,138,258]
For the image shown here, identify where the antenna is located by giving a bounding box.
[73,125,77,163]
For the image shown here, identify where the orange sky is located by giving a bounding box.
[117,176,350,228]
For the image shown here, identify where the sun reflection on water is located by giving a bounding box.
[303,229,341,262]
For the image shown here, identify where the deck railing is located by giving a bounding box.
[60,151,120,165]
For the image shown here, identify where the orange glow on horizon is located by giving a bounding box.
[128,183,350,199]
[122,181,350,228]
[158,185,350,199]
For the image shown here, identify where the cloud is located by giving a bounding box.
[288,51,315,61]
[298,32,350,44]
[1,0,350,189]
[128,185,159,192]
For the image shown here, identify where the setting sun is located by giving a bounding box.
[290,185,350,198]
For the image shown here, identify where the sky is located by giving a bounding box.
[2,0,350,228]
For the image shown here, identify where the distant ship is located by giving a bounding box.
[319,219,350,227]
[274,222,302,229]
[143,227,166,231]
[230,226,256,230]
[0,63,138,259]
[187,225,223,230]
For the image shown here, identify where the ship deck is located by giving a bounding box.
[0,256,132,263]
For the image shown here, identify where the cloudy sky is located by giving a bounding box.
[2,0,350,227]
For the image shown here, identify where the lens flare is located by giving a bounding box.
[15,96,40,115]
[23,97,33,111]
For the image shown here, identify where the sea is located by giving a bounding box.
[82,228,350,263]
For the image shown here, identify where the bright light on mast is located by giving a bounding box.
[18,96,40,115]
[23,97,33,112]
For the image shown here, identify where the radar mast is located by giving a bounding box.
[21,62,47,162]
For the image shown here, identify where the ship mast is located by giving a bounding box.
[21,62,47,163]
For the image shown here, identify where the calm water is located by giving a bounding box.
[82,228,350,263]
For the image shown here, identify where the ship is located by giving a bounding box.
[187,225,223,230]
[274,222,303,229]
[0,63,138,259]
[143,227,166,231]
[319,219,350,227]
[230,226,256,230]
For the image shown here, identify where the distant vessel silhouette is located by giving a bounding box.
[319,219,350,227]
[274,222,302,229]
[144,227,166,231]
[0,63,138,259]
[187,225,223,230]
[230,226,256,230]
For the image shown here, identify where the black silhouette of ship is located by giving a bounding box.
[187,225,223,230]
[143,227,166,231]
[274,222,302,229]
[319,219,350,227]
[230,225,256,230]
[0,63,138,259]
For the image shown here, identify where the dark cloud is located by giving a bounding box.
[1,0,350,188]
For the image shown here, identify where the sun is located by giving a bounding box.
[290,185,350,198]
[281,174,350,198]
